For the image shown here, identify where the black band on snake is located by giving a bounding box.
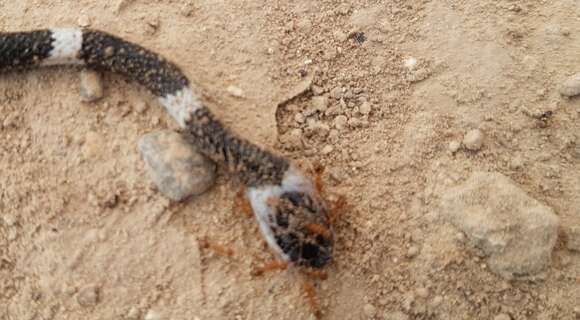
[0,28,333,269]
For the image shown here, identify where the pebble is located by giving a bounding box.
[404,57,418,70]
[363,303,377,317]
[328,167,347,182]
[334,115,348,130]
[448,141,461,154]
[77,14,91,27]
[294,112,305,124]
[138,131,216,201]
[494,314,511,320]
[304,120,330,139]
[441,171,560,279]
[559,73,580,97]
[406,245,419,258]
[76,284,100,307]
[227,85,244,98]
[359,101,372,115]
[510,155,524,170]
[321,145,334,155]
[311,96,329,113]
[79,70,104,102]
[134,100,149,114]
[330,87,343,99]
[462,129,484,151]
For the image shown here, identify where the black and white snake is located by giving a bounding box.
[0,28,333,269]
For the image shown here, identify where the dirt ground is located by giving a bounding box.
[1,1,580,319]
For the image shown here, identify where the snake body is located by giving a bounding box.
[0,28,333,268]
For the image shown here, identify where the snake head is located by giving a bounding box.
[247,167,334,269]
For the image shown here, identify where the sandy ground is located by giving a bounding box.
[1,1,580,319]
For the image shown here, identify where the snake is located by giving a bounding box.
[0,28,333,269]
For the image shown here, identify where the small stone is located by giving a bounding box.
[384,311,409,320]
[139,131,216,201]
[227,85,244,98]
[79,70,104,102]
[311,96,329,113]
[441,171,560,279]
[294,113,305,124]
[404,57,418,70]
[77,14,91,27]
[334,115,348,130]
[363,303,377,317]
[330,87,343,99]
[510,156,524,170]
[321,145,334,155]
[406,245,419,258]
[134,100,149,114]
[448,141,461,154]
[145,310,161,320]
[560,73,580,97]
[296,18,312,32]
[463,129,484,151]
[76,284,100,307]
[494,314,511,320]
[7,229,18,241]
[304,120,330,139]
[359,101,372,115]
[328,167,347,182]
[565,226,580,252]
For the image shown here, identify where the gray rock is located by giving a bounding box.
[441,171,559,279]
[76,284,100,307]
[79,70,104,102]
[560,73,580,97]
[139,131,216,201]
[463,129,484,151]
